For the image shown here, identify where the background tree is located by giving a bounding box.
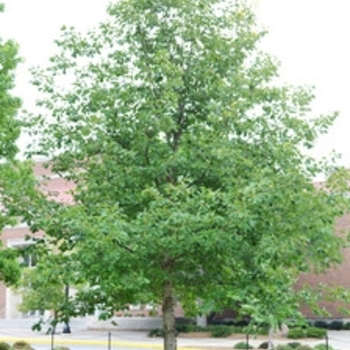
[15,267,63,331]
[0,2,29,285]
[24,0,349,349]
[14,240,78,334]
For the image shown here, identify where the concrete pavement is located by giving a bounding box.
[0,328,349,350]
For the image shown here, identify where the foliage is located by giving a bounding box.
[287,327,326,339]
[287,328,308,339]
[276,342,311,350]
[13,239,83,333]
[232,326,245,334]
[175,323,193,333]
[343,321,350,330]
[0,246,20,285]
[174,323,267,336]
[313,344,335,350]
[234,320,251,327]
[276,346,294,350]
[294,345,313,350]
[12,341,33,350]
[258,341,269,349]
[148,329,164,337]
[287,342,302,349]
[0,2,27,286]
[15,265,65,314]
[305,327,326,339]
[233,342,253,349]
[242,324,269,335]
[22,0,350,349]
[176,324,207,333]
[0,9,21,161]
[209,325,233,338]
[0,342,11,350]
[188,324,207,332]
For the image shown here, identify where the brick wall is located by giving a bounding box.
[296,214,350,318]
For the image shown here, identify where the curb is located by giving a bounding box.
[0,336,201,350]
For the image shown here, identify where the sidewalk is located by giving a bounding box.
[0,329,244,349]
[0,328,349,350]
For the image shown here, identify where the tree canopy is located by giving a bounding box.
[0,3,24,285]
[23,0,349,349]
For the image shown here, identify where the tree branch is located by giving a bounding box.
[113,239,134,253]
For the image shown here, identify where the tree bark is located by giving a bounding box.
[268,328,274,350]
[162,280,177,350]
[196,315,207,328]
[196,299,207,328]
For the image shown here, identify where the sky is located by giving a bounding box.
[0,0,350,168]
[257,0,350,168]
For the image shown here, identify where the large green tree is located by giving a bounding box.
[24,0,349,348]
[0,3,26,285]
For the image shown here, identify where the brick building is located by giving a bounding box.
[296,213,350,319]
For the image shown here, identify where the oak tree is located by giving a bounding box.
[25,1,349,348]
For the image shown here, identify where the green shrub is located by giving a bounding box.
[187,324,207,332]
[13,341,29,348]
[276,346,294,350]
[343,321,350,330]
[0,342,11,350]
[231,326,244,333]
[287,320,304,329]
[287,328,307,339]
[175,324,209,333]
[288,327,326,339]
[233,341,253,349]
[242,325,269,335]
[287,342,301,349]
[210,325,232,338]
[295,345,313,350]
[198,325,208,332]
[305,327,326,339]
[234,319,250,327]
[257,326,269,335]
[12,341,33,350]
[258,341,269,349]
[313,321,329,329]
[328,320,343,330]
[313,344,335,350]
[176,324,190,333]
[148,328,163,337]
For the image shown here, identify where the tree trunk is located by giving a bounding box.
[196,299,207,328]
[196,315,207,328]
[268,328,274,350]
[162,280,177,350]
